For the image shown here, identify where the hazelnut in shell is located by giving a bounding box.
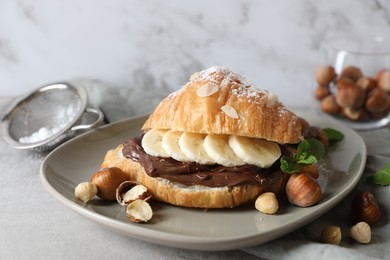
[315,85,330,100]
[377,69,390,92]
[116,181,151,206]
[351,191,381,225]
[285,173,322,207]
[340,66,363,82]
[91,167,130,201]
[336,81,365,109]
[321,95,340,115]
[356,77,377,91]
[315,65,336,86]
[365,88,390,114]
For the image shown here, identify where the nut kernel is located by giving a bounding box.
[125,199,153,223]
[255,192,279,214]
[75,182,97,203]
[321,226,342,245]
[350,222,371,244]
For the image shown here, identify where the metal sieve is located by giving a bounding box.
[1,82,104,151]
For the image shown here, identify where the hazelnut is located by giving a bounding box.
[285,173,322,207]
[74,182,97,203]
[336,81,365,109]
[299,164,319,179]
[376,69,390,92]
[315,65,336,86]
[340,66,363,82]
[298,116,310,132]
[356,77,377,91]
[302,126,329,151]
[365,88,390,114]
[342,107,369,121]
[321,95,340,115]
[321,226,342,245]
[350,222,371,244]
[116,181,151,206]
[255,192,279,214]
[351,191,381,225]
[91,167,130,201]
[315,85,330,100]
[125,199,153,223]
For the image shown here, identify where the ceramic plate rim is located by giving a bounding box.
[40,110,367,251]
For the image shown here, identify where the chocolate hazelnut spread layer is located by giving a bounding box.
[122,136,290,188]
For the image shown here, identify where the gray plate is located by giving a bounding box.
[40,110,366,251]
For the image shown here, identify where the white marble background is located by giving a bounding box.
[1,0,390,107]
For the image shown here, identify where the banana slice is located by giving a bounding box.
[228,135,281,168]
[162,131,189,162]
[141,129,169,158]
[203,134,244,167]
[178,132,216,165]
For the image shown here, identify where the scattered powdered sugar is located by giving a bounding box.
[221,105,239,119]
[191,66,256,89]
[19,126,63,143]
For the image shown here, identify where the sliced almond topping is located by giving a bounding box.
[266,93,278,108]
[221,105,239,119]
[196,84,219,97]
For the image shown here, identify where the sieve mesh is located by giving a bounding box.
[8,84,83,143]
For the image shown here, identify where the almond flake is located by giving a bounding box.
[266,93,278,108]
[221,105,239,119]
[196,84,219,97]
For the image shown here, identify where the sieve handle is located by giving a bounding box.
[71,108,104,131]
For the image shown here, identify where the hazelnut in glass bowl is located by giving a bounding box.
[315,34,390,130]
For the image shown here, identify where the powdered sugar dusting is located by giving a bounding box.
[221,105,239,119]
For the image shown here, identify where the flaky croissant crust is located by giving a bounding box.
[142,66,302,144]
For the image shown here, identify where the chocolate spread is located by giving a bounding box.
[122,136,291,188]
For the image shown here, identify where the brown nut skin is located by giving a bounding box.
[315,85,330,100]
[321,95,340,115]
[91,167,130,201]
[315,65,336,86]
[285,173,322,207]
[356,77,377,92]
[365,88,390,114]
[351,191,381,225]
[336,81,366,109]
[376,69,390,92]
[302,126,329,151]
[340,66,363,82]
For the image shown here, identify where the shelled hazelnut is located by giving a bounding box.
[314,65,390,122]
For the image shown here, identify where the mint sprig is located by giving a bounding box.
[367,162,390,186]
[323,128,344,144]
[280,139,325,174]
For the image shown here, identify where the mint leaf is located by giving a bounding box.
[280,156,300,173]
[296,139,325,165]
[323,128,344,144]
[367,162,390,186]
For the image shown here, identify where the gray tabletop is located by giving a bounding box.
[1,81,389,260]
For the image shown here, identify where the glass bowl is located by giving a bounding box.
[315,34,390,130]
